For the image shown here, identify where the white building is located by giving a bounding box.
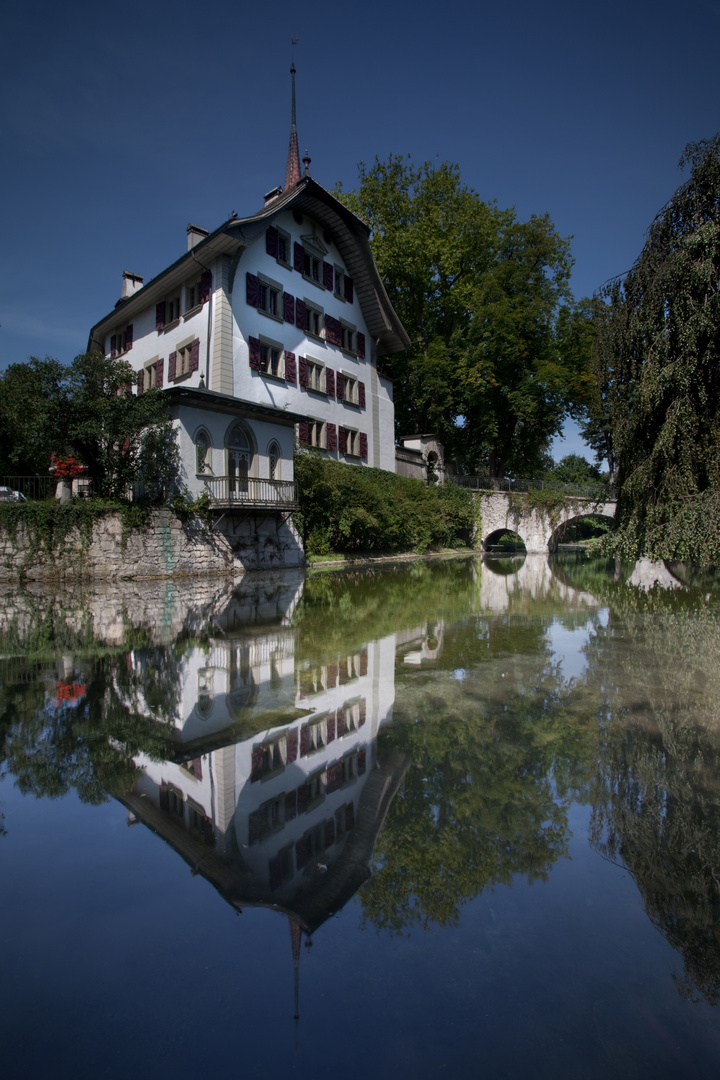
[87,65,409,531]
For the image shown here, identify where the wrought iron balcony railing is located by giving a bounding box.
[202,476,298,509]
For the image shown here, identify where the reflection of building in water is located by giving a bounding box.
[118,577,409,940]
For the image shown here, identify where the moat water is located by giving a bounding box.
[2,554,720,1079]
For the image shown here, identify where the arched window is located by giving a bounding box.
[227,423,252,496]
[195,430,211,474]
[268,441,281,482]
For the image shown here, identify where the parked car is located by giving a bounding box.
[0,487,28,502]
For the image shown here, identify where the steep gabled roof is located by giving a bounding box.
[88,178,410,358]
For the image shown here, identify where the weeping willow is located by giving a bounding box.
[597,136,720,565]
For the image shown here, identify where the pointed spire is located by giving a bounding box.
[284,63,302,190]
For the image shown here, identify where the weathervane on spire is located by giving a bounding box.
[285,39,303,190]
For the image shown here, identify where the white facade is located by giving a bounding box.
[88,179,409,500]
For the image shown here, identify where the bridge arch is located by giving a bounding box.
[478,493,616,553]
[547,510,615,552]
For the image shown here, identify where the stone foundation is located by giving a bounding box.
[0,509,305,582]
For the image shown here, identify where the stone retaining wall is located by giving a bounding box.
[0,509,305,582]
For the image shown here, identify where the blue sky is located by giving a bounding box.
[3,0,720,461]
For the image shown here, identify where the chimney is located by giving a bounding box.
[121,271,144,300]
[187,223,209,250]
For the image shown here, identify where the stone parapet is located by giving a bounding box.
[0,509,304,582]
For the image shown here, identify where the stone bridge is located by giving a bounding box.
[477,492,616,553]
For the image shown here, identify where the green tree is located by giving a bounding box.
[596,135,720,563]
[550,454,602,485]
[0,352,179,500]
[0,356,68,475]
[336,156,592,476]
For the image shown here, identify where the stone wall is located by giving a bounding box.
[0,509,305,582]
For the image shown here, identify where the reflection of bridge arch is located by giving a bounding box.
[479,493,616,553]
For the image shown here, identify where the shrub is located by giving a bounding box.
[295,453,475,555]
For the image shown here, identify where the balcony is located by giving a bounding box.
[202,476,298,510]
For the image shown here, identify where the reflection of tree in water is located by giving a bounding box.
[361,616,598,932]
[584,599,720,1005]
[0,646,184,808]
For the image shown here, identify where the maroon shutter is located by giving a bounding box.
[298,419,309,443]
[110,334,117,358]
[285,790,298,821]
[156,357,164,388]
[327,423,337,452]
[326,714,336,742]
[159,784,169,810]
[327,662,338,687]
[295,299,306,330]
[266,226,279,257]
[344,277,354,303]
[357,332,366,359]
[359,700,366,726]
[283,292,295,323]
[325,818,336,847]
[294,242,304,273]
[125,324,133,350]
[156,302,166,331]
[359,432,368,459]
[246,272,260,307]
[358,381,366,408]
[338,426,347,453]
[358,748,366,775]
[360,650,368,676]
[190,339,200,372]
[137,371,144,395]
[323,261,334,290]
[251,747,263,782]
[345,802,355,830]
[296,834,310,867]
[336,372,345,401]
[298,785,310,814]
[325,314,341,346]
[325,368,335,397]
[249,337,262,370]
[337,711,346,738]
[199,270,212,304]
[299,355,308,387]
[287,729,298,763]
[167,351,177,382]
[326,763,342,794]
[284,351,296,384]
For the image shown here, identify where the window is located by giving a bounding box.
[258,273,282,321]
[258,336,284,379]
[305,359,324,393]
[342,373,358,405]
[109,324,133,357]
[185,277,202,314]
[266,225,291,267]
[159,294,181,330]
[249,795,285,845]
[343,428,360,456]
[196,431,210,474]
[227,423,253,497]
[334,267,345,299]
[340,322,356,354]
[308,419,326,448]
[143,358,160,391]
[249,736,286,782]
[177,342,193,377]
[268,441,280,481]
[184,270,211,314]
[305,300,324,339]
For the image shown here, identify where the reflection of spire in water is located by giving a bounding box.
[289,914,302,1021]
